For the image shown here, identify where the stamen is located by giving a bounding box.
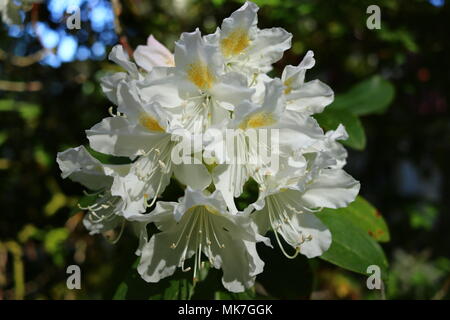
[170,210,198,249]
[303,207,323,213]
[193,213,203,283]
[286,204,304,214]
[108,106,125,118]
[109,220,126,244]
[207,216,225,249]
[267,198,300,259]
[176,212,201,274]
[82,189,101,196]
[181,259,191,272]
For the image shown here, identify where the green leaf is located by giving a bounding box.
[215,289,255,300]
[314,108,366,150]
[318,210,389,279]
[211,0,225,6]
[331,76,395,116]
[85,145,131,165]
[322,196,390,242]
[43,228,69,266]
[0,99,41,122]
[0,132,7,146]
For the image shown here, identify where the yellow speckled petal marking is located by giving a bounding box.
[283,77,294,94]
[139,114,165,132]
[187,61,215,89]
[220,28,250,57]
[239,112,277,129]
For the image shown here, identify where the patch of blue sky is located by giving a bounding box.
[90,3,115,32]
[428,0,445,7]
[57,35,78,62]
[8,25,24,38]
[91,41,106,59]
[48,0,85,22]
[76,45,91,61]
[36,0,117,66]
[99,30,117,45]
[40,27,60,49]
[41,53,62,68]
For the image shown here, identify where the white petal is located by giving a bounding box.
[173,163,211,191]
[109,45,138,75]
[100,72,126,105]
[221,1,258,37]
[133,35,174,71]
[56,146,112,190]
[86,116,165,158]
[290,213,331,258]
[252,192,331,258]
[252,73,273,104]
[301,169,360,209]
[83,209,122,235]
[137,68,183,108]
[230,79,284,129]
[138,229,193,282]
[261,78,284,114]
[130,216,158,256]
[209,72,255,108]
[218,239,263,292]
[277,110,324,152]
[174,29,221,80]
[138,193,264,291]
[245,27,292,73]
[110,157,172,217]
[281,50,315,88]
[213,163,250,213]
[286,79,334,115]
[116,82,146,123]
[251,202,271,235]
[175,188,228,221]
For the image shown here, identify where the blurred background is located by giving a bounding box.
[0,0,449,300]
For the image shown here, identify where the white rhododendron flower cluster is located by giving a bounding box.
[57,1,360,293]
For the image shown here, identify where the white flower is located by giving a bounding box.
[86,82,211,216]
[57,0,362,292]
[56,146,150,255]
[304,124,350,169]
[205,1,292,75]
[137,187,266,292]
[101,43,181,110]
[210,78,324,213]
[100,45,143,106]
[168,28,255,131]
[250,150,360,258]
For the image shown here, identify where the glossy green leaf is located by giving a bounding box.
[318,210,389,279]
[86,145,132,165]
[321,196,390,242]
[314,108,366,150]
[331,76,395,116]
